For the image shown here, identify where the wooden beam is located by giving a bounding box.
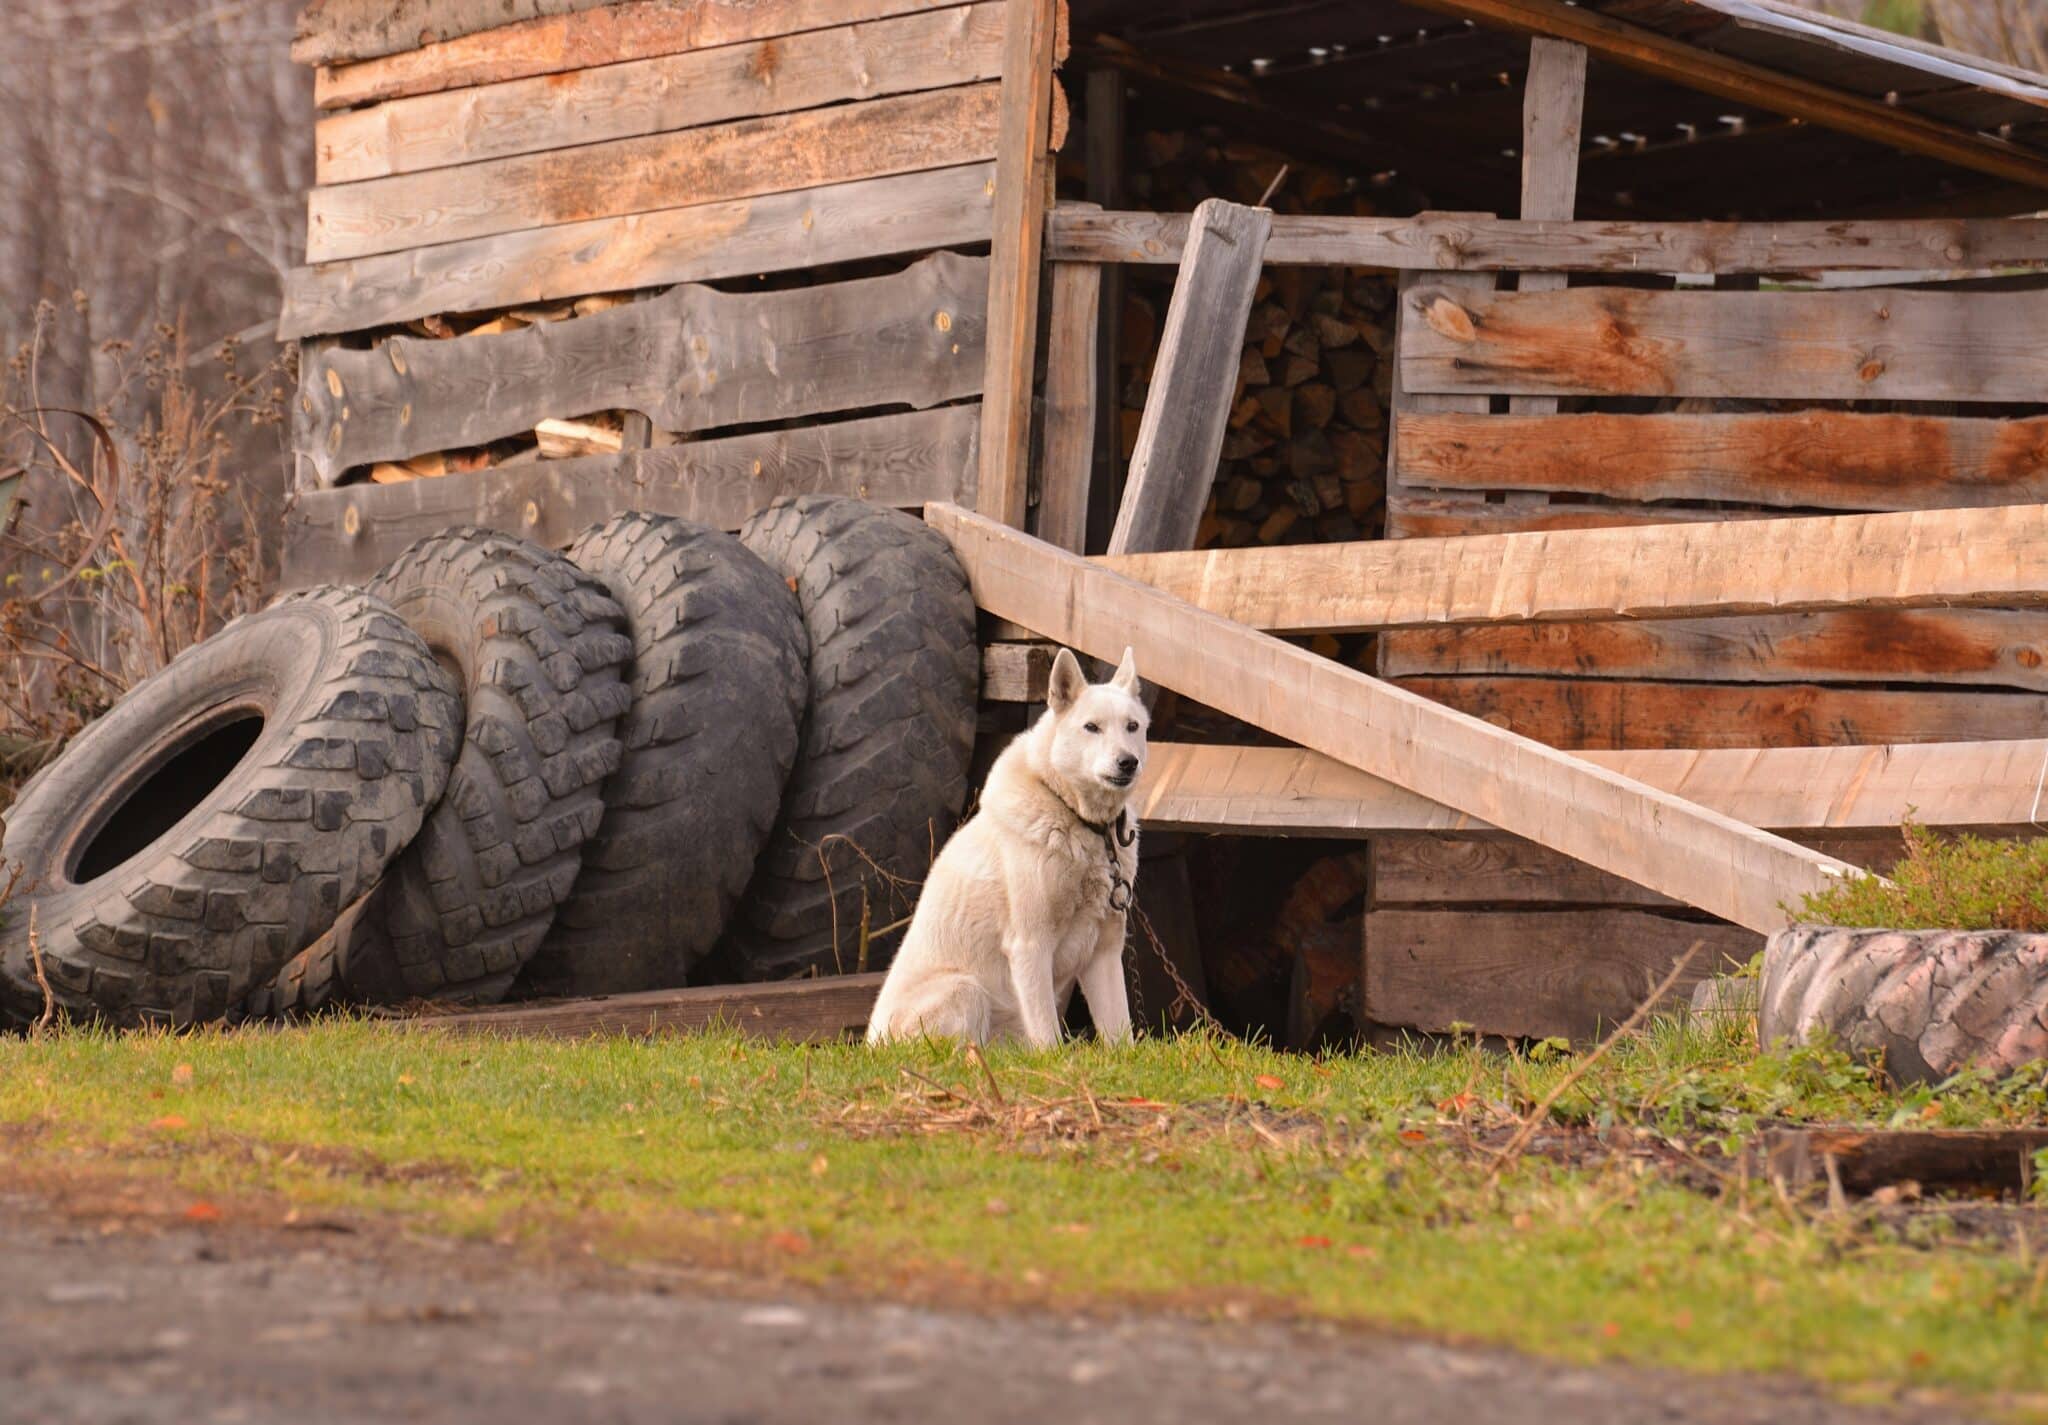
[976,0,1064,530]
[1760,1127,2048,1196]
[1133,737,2048,839]
[399,973,884,1041]
[297,0,612,66]
[927,503,1860,932]
[1400,282,2048,403]
[1035,259,1101,552]
[1098,504,2048,633]
[1511,37,1586,420]
[296,252,985,485]
[279,163,995,342]
[1083,67,1126,555]
[1045,208,2048,273]
[315,3,1006,183]
[283,406,978,587]
[1402,0,2048,194]
[1107,198,1272,554]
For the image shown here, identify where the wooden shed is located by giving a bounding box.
[281,0,2048,1043]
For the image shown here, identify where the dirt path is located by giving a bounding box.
[0,1190,1977,1425]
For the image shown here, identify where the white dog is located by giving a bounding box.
[867,647,1148,1047]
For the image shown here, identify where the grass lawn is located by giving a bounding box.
[4,1013,2047,1416]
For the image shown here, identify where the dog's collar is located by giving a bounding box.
[1082,806,1136,913]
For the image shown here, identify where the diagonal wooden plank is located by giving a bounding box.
[927,503,1860,932]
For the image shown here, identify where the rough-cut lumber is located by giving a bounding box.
[316,3,1006,183]
[279,163,995,341]
[1399,283,2048,403]
[1098,505,2048,633]
[1379,610,2048,690]
[1046,208,2048,274]
[1108,199,1273,555]
[1384,494,1769,539]
[296,0,611,66]
[981,640,1054,702]
[1760,1127,2048,1196]
[976,0,1065,530]
[308,82,1036,263]
[1394,676,2048,750]
[1397,410,2048,511]
[283,406,978,587]
[928,503,1860,933]
[403,973,884,1041]
[1404,0,2048,193]
[1366,908,1757,1041]
[297,252,986,485]
[1132,737,2048,839]
[1036,259,1100,552]
[312,0,962,108]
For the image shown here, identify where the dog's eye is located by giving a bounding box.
[1125,721,1139,733]
[1083,722,1100,734]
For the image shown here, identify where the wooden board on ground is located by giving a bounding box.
[1098,504,2048,633]
[928,503,1860,933]
[279,163,996,341]
[1364,908,1757,1041]
[1398,283,2048,403]
[283,405,978,587]
[1131,738,2048,839]
[1391,676,2048,749]
[402,973,884,1041]
[1396,411,2048,511]
[1378,610,2048,690]
[1760,1127,2048,1196]
[317,3,1006,182]
[297,252,986,485]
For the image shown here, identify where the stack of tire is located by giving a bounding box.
[0,497,979,1029]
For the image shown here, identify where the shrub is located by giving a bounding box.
[1795,821,2048,931]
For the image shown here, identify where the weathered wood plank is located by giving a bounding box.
[1035,259,1100,552]
[1760,1127,2048,1196]
[975,0,1065,530]
[283,405,979,588]
[928,503,1860,934]
[1134,737,2048,839]
[308,82,1042,263]
[1098,505,2048,633]
[400,972,884,1041]
[1108,198,1273,555]
[1379,610,2048,690]
[1399,284,2048,403]
[1394,676,2048,749]
[1397,410,2048,511]
[1385,493,1768,538]
[316,3,1006,184]
[1046,208,2048,274]
[981,640,1054,702]
[1365,908,1757,1041]
[1510,36,1585,421]
[312,0,962,108]
[279,163,995,341]
[296,252,986,486]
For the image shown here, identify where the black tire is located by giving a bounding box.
[248,530,635,1017]
[718,495,979,981]
[0,587,460,1028]
[520,512,808,995]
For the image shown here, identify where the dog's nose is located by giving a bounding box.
[1116,754,1139,775]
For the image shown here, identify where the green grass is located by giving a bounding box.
[1798,823,2048,931]
[4,1017,2047,1414]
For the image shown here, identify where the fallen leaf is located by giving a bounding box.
[1511,1212,1532,1231]
[149,1115,189,1131]
[1123,1097,1169,1109]
[396,1073,415,1086]
[1346,1245,1377,1261]
[808,1155,829,1178]
[182,1202,222,1223]
[1254,1074,1284,1092]
[1053,1223,1092,1236]
[1297,1235,1332,1249]
[1399,1129,1427,1143]
[1672,1310,1694,1331]
[170,1063,193,1086]
[1601,1321,1621,1339]
[766,1231,809,1255]
[1436,1092,1478,1115]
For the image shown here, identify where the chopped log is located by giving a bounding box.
[534,417,624,460]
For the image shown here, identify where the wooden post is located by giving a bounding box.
[1084,66,1126,554]
[1107,198,1272,555]
[977,0,1063,529]
[1510,36,1585,420]
[1035,258,1102,552]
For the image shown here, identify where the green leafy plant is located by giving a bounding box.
[1795,821,2048,931]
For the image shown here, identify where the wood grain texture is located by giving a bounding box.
[283,405,979,587]
[307,82,1039,263]
[1510,36,1585,419]
[1134,738,2048,839]
[1397,410,2048,510]
[316,3,1006,183]
[312,0,962,108]
[295,0,614,66]
[1761,1126,2048,1195]
[279,162,995,341]
[1399,283,2048,402]
[975,0,1065,529]
[1384,495,1769,538]
[1379,610,2048,689]
[296,252,987,485]
[929,504,1860,933]
[1036,258,1100,552]
[401,973,884,1040]
[980,640,1053,701]
[1046,207,2048,274]
[1098,505,2048,633]
[1394,676,2048,749]
[1108,198,1273,555]
[1365,908,1757,1041]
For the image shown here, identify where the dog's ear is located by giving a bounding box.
[1110,646,1140,694]
[1047,647,1086,713]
